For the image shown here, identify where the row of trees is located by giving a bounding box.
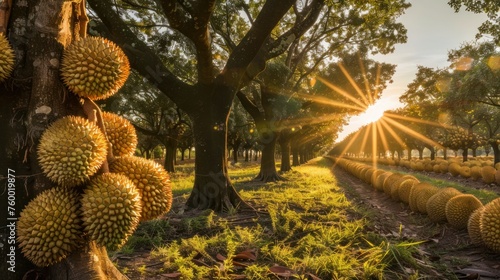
[332,40,500,165]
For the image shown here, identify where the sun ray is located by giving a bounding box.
[384,112,449,128]
[290,91,366,112]
[378,117,407,149]
[332,129,364,168]
[338,62,370,106]
[383,116,443,149]
[375,120,390,156]
[359,124,372,156]
[316,76,368,110]
[280,113,344,130]
[373,64,382,104]
[358,53,374,105]
[371,122,378,168]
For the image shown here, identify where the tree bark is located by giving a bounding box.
[255,131,284,181]
[491,143,500,164]
[279,132,292,172]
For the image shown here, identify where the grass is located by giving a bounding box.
[117,158,427,279]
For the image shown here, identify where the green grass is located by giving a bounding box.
[119,158,426,279]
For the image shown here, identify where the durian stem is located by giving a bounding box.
[78,0,89,38]
[82,97,115,173]
[0,0,12,34]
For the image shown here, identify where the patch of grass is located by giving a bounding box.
[137,157,426,279]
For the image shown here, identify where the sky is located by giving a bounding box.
[335,0,489,142]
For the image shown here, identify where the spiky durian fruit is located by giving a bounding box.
[17,187,83,267]
[364,168,376,184]
[415,184,439,214]
[81,173,141,250]
[60,36,130,100]
[374,172,392,192]
[390,175,419,202]
[445,194,483,229]
[468,207,484,245]
[397,179,419,204]
[481,166,496,184]
[426,187,462,223]
[110,156,172,221]
[470,166,482,180]
[448,163,462,177]
[383,174,402,195]
[480,198,500,252]
[370,170,386,186]
[0,33,15,82]
[102,112,138,157]
[38,116,108,187]
[408,182,433,212]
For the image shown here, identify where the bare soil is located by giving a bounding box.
[331,165,500,280]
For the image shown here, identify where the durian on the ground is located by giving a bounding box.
[480,198,500,252]
[17,187,83,267]
[60,36,130,100]
[0,33,15,82]
[81,173,142,250]
[38,116,108,187]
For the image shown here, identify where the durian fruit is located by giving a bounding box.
[460,166,471,178]
[448,162,461,177]
[415,184,439,214]
[426,187,462,223]
[398,179,419,204]
[38,116,108,187]
[383,173,402,195]
[390,175,419,202]
[81,173,142,250]
[102,112,138,157]
[17,187,82,267]
[60,36,130,100]
[481,166,496,184]
[0,33,15,82]
[467,207,484,245]
[495,169,500,185]
[480,198,500,252]
[438,161,449,173]
[364,168,376,184]
[445,194,483,229]
[374,172,392,192]
[110,156,172,221]
[408,182,434,212]
[470,166,482,181]
[370,170,386,187]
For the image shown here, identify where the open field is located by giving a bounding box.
[113,158,499,280]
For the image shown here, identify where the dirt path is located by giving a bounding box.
[331,166,500,279]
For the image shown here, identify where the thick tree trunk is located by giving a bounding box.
[429,147,435,160]
[443,148,448,160]
[186,103,247,211]
[0,1,127,279]
[255,131,284,182]
[492,143,500,165]
[164,144,176,173]
[279,135,292,172]
[462,149,469,162]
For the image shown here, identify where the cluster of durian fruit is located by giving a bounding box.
[352,157,500,185]
[0,33,15,82]
[332,157,500,253]
[16,36,173,267]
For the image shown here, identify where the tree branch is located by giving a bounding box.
[236,91,264,123]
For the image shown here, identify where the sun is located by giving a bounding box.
[360,102,386,124]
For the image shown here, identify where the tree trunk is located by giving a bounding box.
[255,131,284,181]
[491,143,500,165]
[279,133,292,173]
[462,149,468,162]
[185,101,247,211]
[443,148,448,160]
[429,147,435,160]
[164,145,176,173]
[180,148,185,161]
[0,1,127,279]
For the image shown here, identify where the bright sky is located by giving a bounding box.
[335,0,488,142]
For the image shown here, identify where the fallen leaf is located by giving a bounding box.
[162,272,182,279]
[216,253,227,261]
[234,250,257,261]
[269,265,296,277]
